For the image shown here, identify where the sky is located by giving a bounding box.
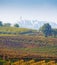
[0,0,57,24]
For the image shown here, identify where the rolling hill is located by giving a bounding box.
[0,27,36,35]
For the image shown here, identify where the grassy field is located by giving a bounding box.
[0,27,36,35]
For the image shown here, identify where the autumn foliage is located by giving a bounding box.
[3,60,57,65]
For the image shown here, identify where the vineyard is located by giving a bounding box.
[0,35,57,59]
[3,59,57,65]
[0,30,57,65]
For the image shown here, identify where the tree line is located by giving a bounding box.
[0,21,19,27]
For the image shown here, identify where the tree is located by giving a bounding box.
[14,24,19,27]
[52,29,57,37]
[0,21,3,26]
[39,23,52,37]
[3,23,11,27]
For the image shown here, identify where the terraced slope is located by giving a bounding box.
[0,35,57,59]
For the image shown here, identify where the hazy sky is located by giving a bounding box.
[0,0,57,24]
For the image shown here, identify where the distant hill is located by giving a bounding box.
[19,20,57,29]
